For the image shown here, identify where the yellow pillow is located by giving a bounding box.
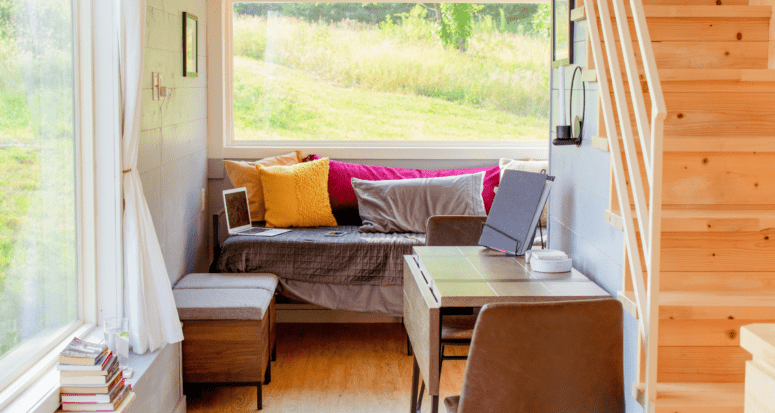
[259,158,337,228]
[222,151,301,221]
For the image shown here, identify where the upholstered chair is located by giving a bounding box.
[410,215,487,412]
[444,299,625,413]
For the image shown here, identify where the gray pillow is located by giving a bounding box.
[353,172,487,233]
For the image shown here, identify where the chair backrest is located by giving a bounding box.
[425,215,488,247]
[457,299,624,413]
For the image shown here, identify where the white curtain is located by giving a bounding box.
[119,0,184,354]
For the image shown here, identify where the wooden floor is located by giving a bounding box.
[185,323,466,413]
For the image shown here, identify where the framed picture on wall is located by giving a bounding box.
[552,0,573,67]
[183,12,198,77]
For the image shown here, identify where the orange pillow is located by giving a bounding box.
[259,158,337,228]
[222,151,301,221]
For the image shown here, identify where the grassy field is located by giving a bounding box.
[0,0,78,358]
[232,13,550,141]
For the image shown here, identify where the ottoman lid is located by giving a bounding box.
[173,288,273,321]
[175,273,278,293]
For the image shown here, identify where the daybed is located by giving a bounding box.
[209,154,548,317]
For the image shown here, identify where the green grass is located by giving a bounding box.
[0,147,39,293]
[234,56,546,141]
[0,0,78,358]
[232,14,550,141]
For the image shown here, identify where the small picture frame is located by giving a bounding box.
[551,0,573,67]
[183,12,198,77]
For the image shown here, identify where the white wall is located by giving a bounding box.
[135,1,208,412]
[547,16,642,413]
[140,0,209,286]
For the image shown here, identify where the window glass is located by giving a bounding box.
[0,0,77,386]
[232,3,550,142]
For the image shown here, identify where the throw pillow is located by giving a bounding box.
[498,158,549,178]
[353,172,487,233]
[223,151,302,221]
[498,158,550,226]
[421,165,500,213]
[304,155,499,214]
[259,158,338,228]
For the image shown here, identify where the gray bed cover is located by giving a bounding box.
[216,225,425,286]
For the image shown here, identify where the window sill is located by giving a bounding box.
[2,327,181,413]
[221,141,550,161]
[0,323,95,412]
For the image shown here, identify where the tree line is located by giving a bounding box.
[233,3,548,37]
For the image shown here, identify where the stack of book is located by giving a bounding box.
[57,338,136,412]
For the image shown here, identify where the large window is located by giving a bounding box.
[0,0,79,388]
[230,2,550,145]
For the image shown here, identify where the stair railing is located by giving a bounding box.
[584,0,666,409]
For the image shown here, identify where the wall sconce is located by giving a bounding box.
[553,66,584,147]
[152,72,167,101]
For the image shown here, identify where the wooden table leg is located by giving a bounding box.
[431,395,439,413]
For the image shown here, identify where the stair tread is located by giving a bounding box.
[660,291,775,306]
[618,290,775,319]
[606,5,773,18]
[634,382,744,410]
[605,208,775,232]
[642,5,772,18]
[659,69,775,82]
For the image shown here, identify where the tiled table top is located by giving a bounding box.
[412,246,609,307]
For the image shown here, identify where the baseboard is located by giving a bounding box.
[277,304,401,323]
[172,395,186,413]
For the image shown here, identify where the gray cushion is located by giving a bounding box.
[173,288,273,320]
[175,273,278,292]
[353,172,487,234]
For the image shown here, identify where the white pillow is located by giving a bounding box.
[498,158,549,227]
[498,158,549,180]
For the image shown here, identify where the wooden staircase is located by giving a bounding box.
[585,0,775,411]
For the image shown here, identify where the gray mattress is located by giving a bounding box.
[215,225,425,286]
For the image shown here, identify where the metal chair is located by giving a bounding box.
[409,215,487,413]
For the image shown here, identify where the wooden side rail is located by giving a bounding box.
[210,209,226,272]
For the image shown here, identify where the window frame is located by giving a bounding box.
[0,0,121,407]
[217,0,551,160]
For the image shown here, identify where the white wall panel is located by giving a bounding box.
[162,87,207,127]
[141,89,163,132]
[137,0,208,408]
[146,6,181,53]
[143,48,177,90]
[162,118,207,165]
[138,129,163,174]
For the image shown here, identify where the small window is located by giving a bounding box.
[0,0,79,387]
[230,2,550,144]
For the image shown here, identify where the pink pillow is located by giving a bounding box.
[304,155,500,213]
[328,160,423,211]
[421,166,500,213]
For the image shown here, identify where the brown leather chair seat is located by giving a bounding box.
[440,315,477,341]
[444,299,625,413]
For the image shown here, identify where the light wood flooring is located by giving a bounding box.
[185,323,467,413]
